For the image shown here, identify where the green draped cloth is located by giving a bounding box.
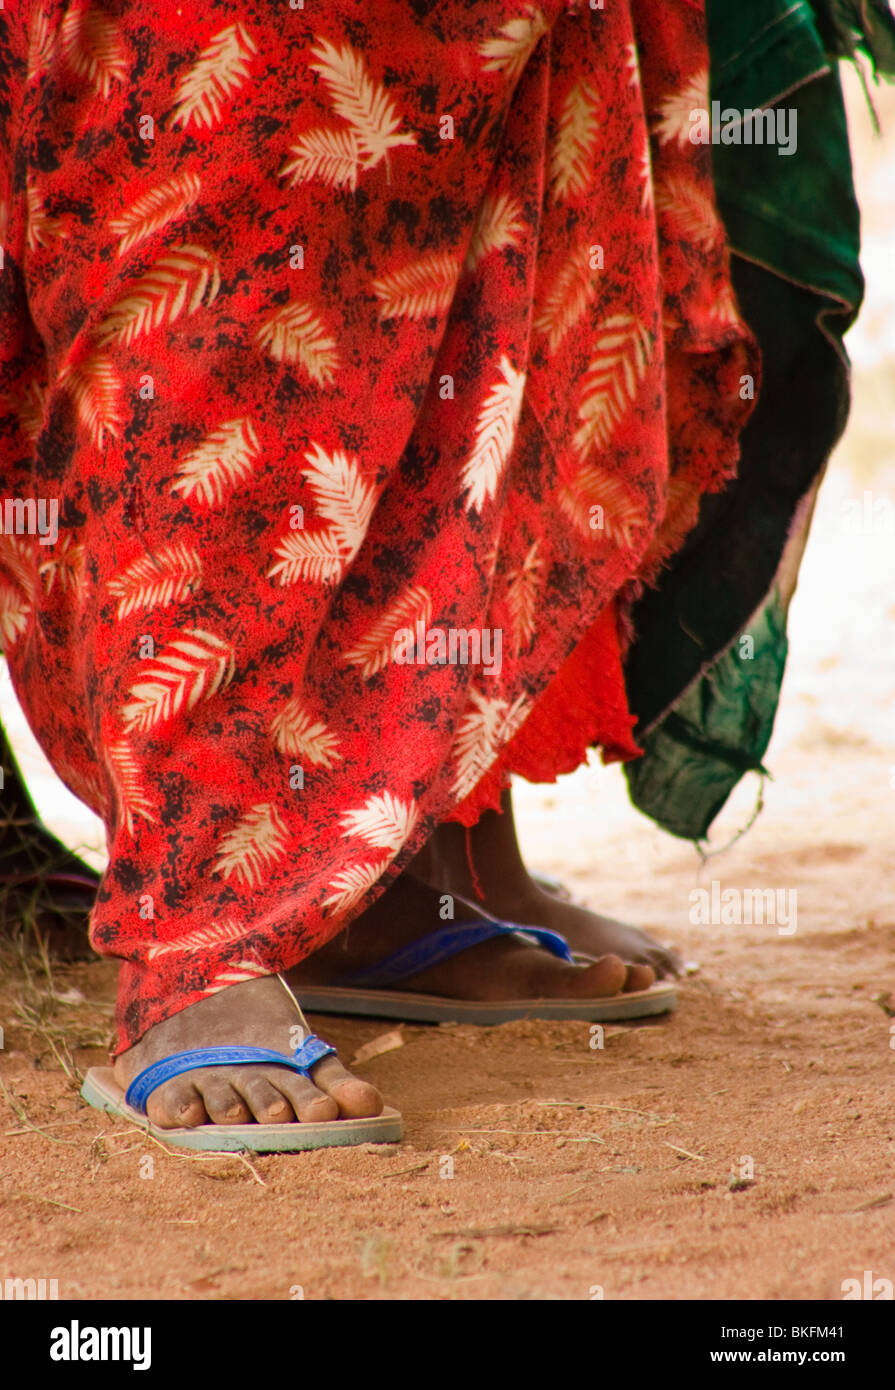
[622,0,893,841]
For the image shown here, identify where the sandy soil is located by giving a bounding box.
[0,68,893,1303]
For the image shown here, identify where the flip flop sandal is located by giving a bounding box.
[298,921,677,1025]
[80,1033,403,1152]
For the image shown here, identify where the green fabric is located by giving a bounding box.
[622,0,873,842]
[808,0,895,73]
[709,2,862,311]
[625,595,788,842]
[709,0,831,111]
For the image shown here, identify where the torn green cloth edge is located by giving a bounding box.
[621,0,885,842]
[625,595,788,842]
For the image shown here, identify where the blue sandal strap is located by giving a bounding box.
[124,1035,336,1114]
[337,920,574,990]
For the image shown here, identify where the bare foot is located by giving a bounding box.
[113,975,382,1129]
[409,788,681,980]
[289,873,652,1000]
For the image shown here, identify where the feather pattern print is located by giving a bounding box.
[451,689,531,801]
[267,527,347,587]
[505,541,544,655]
[26,180,66,251]
[255,299,341,385]
[120,628,235,732]
[170,23,257,131]
[558,462,648,548]
[60,3,127,100]
[280,125,363,192]
[652,69,708,148]
[371,251,462,322]
[549,80,600,203]
[97,244,221,347]
[270,698,342,767]
[532,243,597,354]
[460,355,527,513]
[0,582,30,649]
[322,856,392,918]
[212,804,289,888]
[27,6,56,84]
[0,534,37,601]
[171,419,260,507]
[107,543,203,619]
[38,534,86,596]
[464,191,525,273]
[300,443,376,559]
[106,737,159,836]
[342,585,433,680]
[11,380,47,445]
[478,5,548,82]
[58,351,124,448]
[573,315,653,458]
[654,175,721,248]
[340,792,418,852]
[108,173,202,258]
[308,38,417,172]
[267,443,376,586]
[146,918,245,961]
[200,960,269,996]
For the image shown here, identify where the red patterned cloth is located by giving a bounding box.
[0,0,754,1052]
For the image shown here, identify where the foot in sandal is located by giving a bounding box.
[108,975,384,1132]
[287,872,674,1023]
[410,789,682,979]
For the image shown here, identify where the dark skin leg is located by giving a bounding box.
[4,717,673,988]
[113,975,382,1129]
[288,870,655,997]
[407,786,682,980]
[114,868,659,1132]
[0,705,677,979]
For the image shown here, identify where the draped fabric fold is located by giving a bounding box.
[0,0,753,1051]
[623,0,871,841]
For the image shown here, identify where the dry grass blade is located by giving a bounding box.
[350,1027,405,1066]
[0,1075,77,1145]
[433,1223,558,1239]
[40,1030,82,1085]
[851,1191,892,1212]
[16,1190,83,1213]
[100,1113,268,1185]
[549,1180,603,1205]
[233,1151,267,1186]
[4,1117,86,1136]
[666,1142,706,1161]
[383,1161,429,1179]
[538,1101,673,1122]
[433,1127,598,1137]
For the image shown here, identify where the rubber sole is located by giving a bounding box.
[80,1067,403,1152]
[298,980,677,1024]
